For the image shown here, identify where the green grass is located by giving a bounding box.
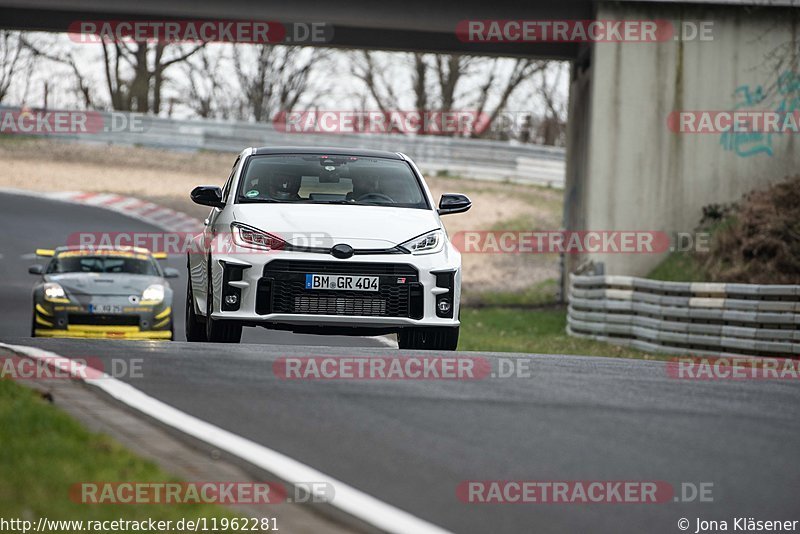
[647,251,710,282]
[431,173,562,209]
[459,279,655,359]
[458,307,665,360]
[488,214,544,232]
[0,133,41,144]
[463,278,560,308]
[0,380,239,526]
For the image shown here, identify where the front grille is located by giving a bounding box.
[294,295,387,316]
[260,261,422,318]
[68,313,140,326]
[263,260,417,276]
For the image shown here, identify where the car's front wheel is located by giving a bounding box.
[398,326,459,351]
[205,267,242,343]
[185,276,207,342]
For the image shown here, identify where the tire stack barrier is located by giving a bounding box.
[567,275,800,358]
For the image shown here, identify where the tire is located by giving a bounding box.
[205,264,242,343]
[185,276,207,342]
[30,304,37,337]
[398,326,459,351]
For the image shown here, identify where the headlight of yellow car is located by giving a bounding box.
[141,284,165,304]
[43,282,69,303]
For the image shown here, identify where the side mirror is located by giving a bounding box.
[162,267,180,279]
[438,193,472,215]
[28,265,44,275]
[191,186,225,208]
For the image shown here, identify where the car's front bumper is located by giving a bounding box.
[33,326,173,340]
[33,301,173,340]
[202,247,462,329]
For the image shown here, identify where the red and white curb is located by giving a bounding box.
[0,342,449,534]
[40,191,202,233]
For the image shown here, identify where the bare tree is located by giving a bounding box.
[434,54,476,113]
[411,53,429,115]
[350,50,402,114]
[180,47,235,119]
[351,51,548,137]
[470,58,547,138]
[21,35,96,109]
[23,36,204,113]
[534,63,567,146]
[0,32,37,105]
[101,41,205,113]
[232,45,324,122]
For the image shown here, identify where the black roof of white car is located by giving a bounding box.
[253,146,404,159]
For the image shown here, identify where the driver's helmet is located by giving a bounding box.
[267,172,301,200]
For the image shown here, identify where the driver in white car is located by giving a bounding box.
[347,173,380,201]
[245,172,303,201]
[267,172,302,201]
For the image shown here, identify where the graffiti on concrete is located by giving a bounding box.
[720,70,800,157]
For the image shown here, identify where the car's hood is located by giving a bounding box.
[44,273,164,297]
[232,204,441,249]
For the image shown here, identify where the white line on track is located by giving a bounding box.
[0,342,452,534]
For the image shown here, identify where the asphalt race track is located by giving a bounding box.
[0,191,387,347]
[2,192,800,533]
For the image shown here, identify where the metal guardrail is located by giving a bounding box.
[2,108,566,188]
[567,275,800,358]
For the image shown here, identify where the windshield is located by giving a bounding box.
[236,154,429,209]
[47,255,160,276]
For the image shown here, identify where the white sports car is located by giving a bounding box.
[186,147,471,349]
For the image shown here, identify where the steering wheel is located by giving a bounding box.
[356,192,394,203]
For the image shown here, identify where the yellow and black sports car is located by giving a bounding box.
[28,246,178,340]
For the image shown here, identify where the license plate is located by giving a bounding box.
[88,304,124,314]
[305,274,380,292]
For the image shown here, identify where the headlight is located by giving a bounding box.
[399,230,445,255]
[43,282,69,302]
[141,284,165,304]
[231,222,286,251]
